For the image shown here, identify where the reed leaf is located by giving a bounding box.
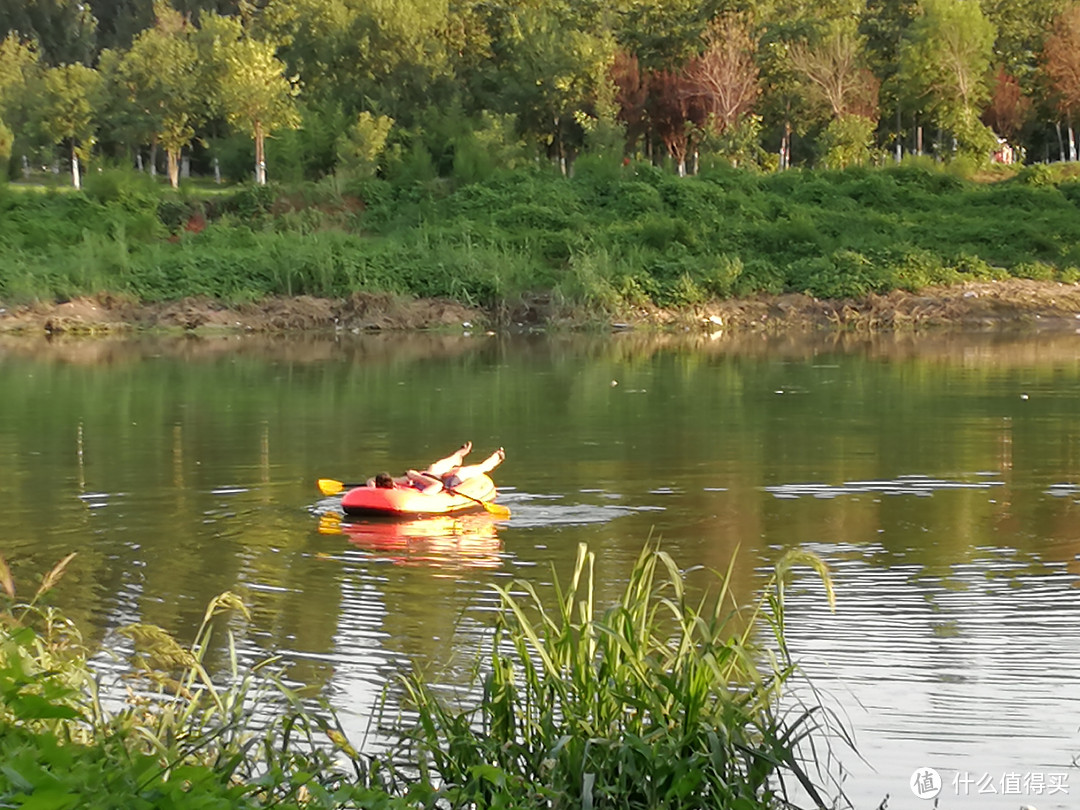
[0,555,14,600]
[399,541,844,810]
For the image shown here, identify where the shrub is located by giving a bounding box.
[700,253,744,297]
[1012,260,1056,281]
[336,111,395,180]
[789,249,886,299]
[819,114,876,169]
[401,543,842,810]
[602,180,664,218]
[0,555,399,810]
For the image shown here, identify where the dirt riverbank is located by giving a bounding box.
[2,280,1080,335]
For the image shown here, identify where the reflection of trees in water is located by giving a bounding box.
[7,328,1080,369]
[4,327,1080,707]
[0,332,484,367]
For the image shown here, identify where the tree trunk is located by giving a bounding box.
[1070,123,1077,162]
[786,118,794,169]
[1055,121,1065,162]
[214,156,221,184]
[71,144,80,190]
[150,141,158,177]
[894,106,902,163]
[136,151,143,172]
[21,154,29,178]
[167,147,180,188]
[255,120,267,184]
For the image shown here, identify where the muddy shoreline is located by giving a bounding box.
[2,280,1080,336]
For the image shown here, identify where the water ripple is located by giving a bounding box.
[766,474,1005,500]
[779,548,1080,810]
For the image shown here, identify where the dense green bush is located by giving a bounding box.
[4,163,1080,311]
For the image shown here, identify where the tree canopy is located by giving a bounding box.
[3,0,1080,184]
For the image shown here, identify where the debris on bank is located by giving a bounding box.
[2,280,1080,336]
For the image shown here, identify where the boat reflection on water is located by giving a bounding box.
[318,511,503,569]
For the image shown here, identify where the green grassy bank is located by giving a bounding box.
[1,545,841,809]
[3,160,1080,318]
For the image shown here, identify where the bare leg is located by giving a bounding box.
[448,447,504,483]
[425,441,472,477]
[406,469,444,494]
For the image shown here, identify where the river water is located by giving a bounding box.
[2,328,1079,809]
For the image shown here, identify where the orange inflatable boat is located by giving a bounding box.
[340,474,498,517]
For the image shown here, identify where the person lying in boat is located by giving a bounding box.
[406,443,505,494]
[369,442,504,492]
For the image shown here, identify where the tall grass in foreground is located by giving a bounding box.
[400,543,842,810]
[0,554,396,809]
[0,544,842,809]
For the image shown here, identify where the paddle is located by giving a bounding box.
[316,476,510,518]
[317,478,362,496]
[415,471,511,518]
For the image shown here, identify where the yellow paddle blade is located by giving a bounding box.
[482,501,511,519]
[318,512,343,535]
[317,478,346,496]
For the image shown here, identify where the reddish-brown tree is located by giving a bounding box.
[981,67,1031,141]
[611,51,649,152]
[648,68,696,171]
[1043,4,1080,120]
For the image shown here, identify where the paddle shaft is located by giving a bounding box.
[416,471,510,517]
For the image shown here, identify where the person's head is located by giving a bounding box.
[374,472,394,489]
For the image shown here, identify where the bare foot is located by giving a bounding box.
[496,447,505,461]
[459,441,473,456]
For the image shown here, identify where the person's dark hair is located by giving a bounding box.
[374,472,394,488]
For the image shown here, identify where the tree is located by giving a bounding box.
[789,18,879,166]
[0,118,13,173]
[898,0,997,158]
[0,34,38,123]
[612,50,649,154]
[92,0,156,51]
[615,0,720,71]
[0,0,97,66]
[204,13,300,184]
[335,110,393,178]
[1042,4,1080,160]
[685,15,760,138]
[96,48,148,166]
[860,0,919,160]
[981,0,1068,86]
[649,68,697,173]
[0,34,42,173]
[790,19,876,119]
[982,66,1031,143]
[484,2,617,171]
[258,0,459,122]
[39,62,100,188]
[116,2,203,187]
